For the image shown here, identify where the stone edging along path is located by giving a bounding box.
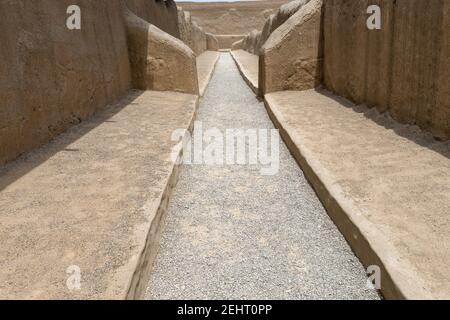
[232,49,450,299]
[263,90,450,300]
[0,50,223,299]
[145,53,379,300]
[0,91,199,299]
[125,92,199,299]
[0,50,219,300]
[197,51,220,97]
[230,50,259,94]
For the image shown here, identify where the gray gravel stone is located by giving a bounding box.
[145,53,380,300]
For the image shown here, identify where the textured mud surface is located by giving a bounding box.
[265,89,450,299]
[0,90,198,299]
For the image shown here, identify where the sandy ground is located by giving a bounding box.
[0,90,198,299]
[264,89,450,299]
[177,0,289,34]
[145,53,379,300]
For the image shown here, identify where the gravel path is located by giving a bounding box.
[145,53,380,300]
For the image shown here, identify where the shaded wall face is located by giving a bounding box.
[0,0,132,165]
[323,0,450,140]
[126,0,180,38]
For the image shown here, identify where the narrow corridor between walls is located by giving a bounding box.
[145,53,380,300]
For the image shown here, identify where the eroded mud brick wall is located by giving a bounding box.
[126,0,180,38]
[177,9,207,56]
[258,0,323,95]
[0,0,185,165]
[216,35,245,49]
[0,0,131,165]
[324,0,450,140]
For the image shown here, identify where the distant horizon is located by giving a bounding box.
[176,0,265,2]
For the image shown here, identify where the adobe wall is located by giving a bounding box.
[0,0,132,165]
[126,0,180,38]
[259,0,323,95]
[0,0,198,165]
[215,35,245,50]
[191,21,207,55]
[124,7,198,95]
[206,33,219,51]
[323,0,450,140]
[238,1,310,55]
[177,9,208,56]
[241,30,261,55]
